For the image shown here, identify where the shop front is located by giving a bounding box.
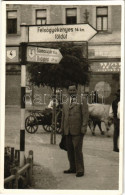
[88,61,120,104]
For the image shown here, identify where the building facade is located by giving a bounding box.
[6,4,121,105]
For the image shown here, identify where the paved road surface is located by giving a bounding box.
[5,106,119,190]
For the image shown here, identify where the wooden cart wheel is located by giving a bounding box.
[25,115,38,134]
[42,125,52,132]
[56,111,62,134]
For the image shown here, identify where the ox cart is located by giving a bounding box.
[25,108,62,134]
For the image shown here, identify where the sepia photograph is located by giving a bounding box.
[0,1,124,194]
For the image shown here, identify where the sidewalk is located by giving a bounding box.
[5,106,119,190]
[25,135,119,190]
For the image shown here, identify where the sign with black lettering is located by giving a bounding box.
[28,24,97,42]
[27,46,63,64]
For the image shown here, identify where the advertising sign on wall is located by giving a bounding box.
[90,62,121,72]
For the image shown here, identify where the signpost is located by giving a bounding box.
[27,46,63,64]
[28,24,97,42]
[16,23,97,164]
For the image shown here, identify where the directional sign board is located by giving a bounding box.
[6,47,19,63]
[29,24,97,43]
[27,46,63,64]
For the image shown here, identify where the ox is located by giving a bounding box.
[88,104,113,136]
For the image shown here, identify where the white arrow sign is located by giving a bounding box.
[7,50,16,59]
[6,47,19,63]
[28,48,35,58]
[27,46,63,64]
[29,24,97,43]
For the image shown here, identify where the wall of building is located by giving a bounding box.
[6,74,21,105]
[6,5,121,43]
[6,4,121,105]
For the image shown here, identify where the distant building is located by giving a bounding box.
[6,4,121,105]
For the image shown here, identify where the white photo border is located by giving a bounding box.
[0,1,124,195]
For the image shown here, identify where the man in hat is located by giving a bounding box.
[112,89,120,152]
[61,85,89,177]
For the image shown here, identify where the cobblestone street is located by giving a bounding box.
[5,106,119,190]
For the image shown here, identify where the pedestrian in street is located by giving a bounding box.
[117,101,120,120]
[61,85,89,177]
[48,90,61,109]
[111,89,120,152]
[92,90,99,103]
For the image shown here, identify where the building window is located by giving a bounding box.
[7,11,17,34]
[96,7,108,31]
[36,9,47,25]
[66,8,77,24]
